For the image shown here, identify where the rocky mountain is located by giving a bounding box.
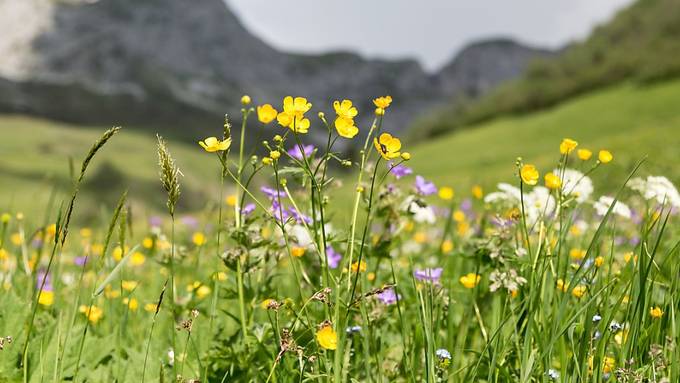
[0,0,554,142]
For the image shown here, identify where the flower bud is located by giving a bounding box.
[401,152,411,161]
[270,150,281,160]
[375,108,385,116]
[241,95,251,106]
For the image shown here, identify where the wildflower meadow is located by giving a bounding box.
[1,95,680,383]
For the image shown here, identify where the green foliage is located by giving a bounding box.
[414,0,680,139]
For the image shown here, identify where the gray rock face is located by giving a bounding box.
[436,38,556,99]
[0,0,554,141]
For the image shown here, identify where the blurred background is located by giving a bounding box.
[1,0,679,220]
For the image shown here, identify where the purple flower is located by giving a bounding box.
[389,162,412,179]
[261,186,285,200]
[460,198,473,212]
[240,203,256,216]
[415,176,437,196]
[414,267,443,283]
[288,207,312,225]
[288,144,315,161]
[271,200,291,222]
[180,215,199,229]
[149,216,163,228]
[326,246,342,269]
[74,256,89,267]
[36,270,53,291]
[376,288,400,305]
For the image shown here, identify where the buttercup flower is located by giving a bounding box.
[650,306,663,318]
[316,323,338,350]
[373,95,392,115]
[520,164,539,186]
[560,138,578,154]
[373,133,402,159]
[277,96,312,133]
[334,115,359,138]
[439,186,454,200]
[333,99,358,120]
[257,104,278,124]
[598,150,613,163]
[459,273,481,289]
[544,172,562,189]
[79,305,104,324]
[472,185,483,199]
[577,149,592,160]
[199,137,232,152]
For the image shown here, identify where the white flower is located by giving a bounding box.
[554,168,593,203]
[290,225,313,248]
[402,196,436,224]
[593,196,632,219]
[485,183,555,225]
[629,176,680,208]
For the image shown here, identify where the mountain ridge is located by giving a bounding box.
[0,0,553,142]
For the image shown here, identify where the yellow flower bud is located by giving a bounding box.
[270,150,281,160]
[241,95,251,105]
[401,152,411,161]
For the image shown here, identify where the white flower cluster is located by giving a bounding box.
[593,196,632,219]
[628,176,680,208]
[554,168,593,203]
[485,183,556,225]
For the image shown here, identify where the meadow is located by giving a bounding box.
[1,90,679,383]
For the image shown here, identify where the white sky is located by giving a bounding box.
[226,0,635,71]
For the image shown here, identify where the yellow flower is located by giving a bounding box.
[257,104,278,124]
[556,278,569,292]
[544,172,562,189]
[196,285,211,299]
[112,245,129,261]
[270,150,281,160]
[334,116,359,139]
[594,256,604,267]
[373,133,402,160]
[413,232,427,243]
[571,285,587,298]
[80,228,92,238]
[459,273,480,289]
[10,233,22,246]
[472,185,483,199]
[38,290,54,306]
[351,261,367,273]
[261,298,276,309]
[291,246,306,258]
[452,210,466,223]
[520,164,539,186]
[192,232,206,246]
[441,240,453,253]
[559,138,578,154]
[457,221,470,236]
[598,150,613,164]
[367,272,376,282]
[226,194,238,206]
[199,137,232,152]
[614,329,628,345]
[79,305,104,324]
[277,96,312,133]
[373,95,392,110]
[623,252,637,264]
[316,324,338,350]
[569,248,586,261]
[46,224,57,238]
[144,303,158,313]
[130,252,146,266]
[375,107,385,116]
[142,237,154,249]
[650,306,663,318]
[262,157,273,166]
[577,149,592,160]
[333,99,358,120]
[241,95,251,105]
[1,213,10,224]
[589,356,616,374]
[121,280,138,291]
[123,297,139,311]
[439,187,454,200]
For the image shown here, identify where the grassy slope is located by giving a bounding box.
[408,79,680,193]
[2,78,680,219]
[0,119,222,220]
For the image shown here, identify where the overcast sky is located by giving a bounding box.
[226,0,634,71]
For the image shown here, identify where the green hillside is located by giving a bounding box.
[2,78,680,219]
[407,78,680,192]
[415,0,680,139]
